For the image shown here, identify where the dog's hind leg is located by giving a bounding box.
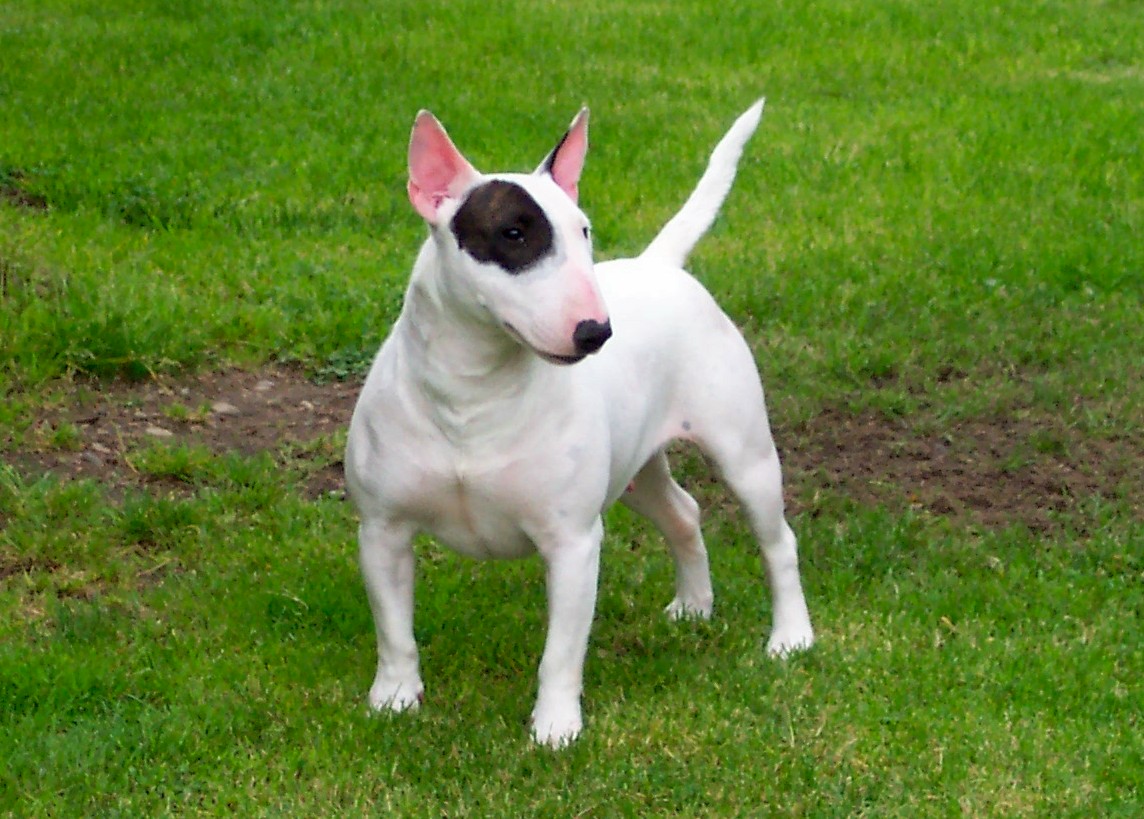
[622,450,714,619]
[692,400,814,656]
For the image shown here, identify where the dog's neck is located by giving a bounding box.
[398,238,562,446]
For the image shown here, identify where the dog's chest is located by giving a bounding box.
[410,462,543,559]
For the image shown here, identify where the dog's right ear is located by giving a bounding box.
[408,111,479,224]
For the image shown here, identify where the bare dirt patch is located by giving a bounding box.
[7,368,358,499]
[0,169,49,211]
[779,407,1141,534]
[4,368,1140,533]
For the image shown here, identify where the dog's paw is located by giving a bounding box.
[766,624,815,658]
[368,677,424,713]
[530,701,582,749]
[664,596,713,621]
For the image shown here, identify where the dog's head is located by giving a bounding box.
[406,110,611,364]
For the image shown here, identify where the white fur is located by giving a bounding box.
[345,99,814,748]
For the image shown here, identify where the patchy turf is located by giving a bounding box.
[5,367,1138,536]
[4,368,354,502]
[782,406,1141,534]
[0,168,49,212]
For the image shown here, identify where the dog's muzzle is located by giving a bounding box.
[572,319,612,356]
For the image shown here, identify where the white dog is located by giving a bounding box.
[345,99,814,747]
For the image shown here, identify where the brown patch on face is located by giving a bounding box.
[450,180,554,273]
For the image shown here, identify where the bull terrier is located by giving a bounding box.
[345,99,814,747]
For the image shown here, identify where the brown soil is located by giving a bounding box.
[6,368,358,501]
[0,170,49,211]
[779,407,1140,534]
[4,367,1140,534]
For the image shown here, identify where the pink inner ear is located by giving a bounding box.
[408,112,476,223]
[549,110,588,203]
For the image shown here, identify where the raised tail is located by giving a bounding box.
[640,98,765,268]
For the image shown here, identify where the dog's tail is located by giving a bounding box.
[640,98,765,268]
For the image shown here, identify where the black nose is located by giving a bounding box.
[573,319,612,356]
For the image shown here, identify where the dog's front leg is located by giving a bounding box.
[531,519,604,748]
[359,516,423,712]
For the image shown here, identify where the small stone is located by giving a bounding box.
[145,425,174,438]
[211,400,241,416]
[90,442,112,454]
[300,400,315,412]
[254,379,275,392]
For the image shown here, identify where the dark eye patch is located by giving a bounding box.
[450,180,555,274]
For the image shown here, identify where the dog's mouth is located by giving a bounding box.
[539,351,586,366]
[503,323,586,366]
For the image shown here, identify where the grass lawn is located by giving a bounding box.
[2,0,1141,814]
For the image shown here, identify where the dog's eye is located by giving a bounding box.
[501,226,525,243]
[582,226,590,239]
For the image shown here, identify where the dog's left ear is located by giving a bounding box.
[536,108,589,203]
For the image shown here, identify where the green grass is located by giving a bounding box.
[2,469,1140,814]
[2,0,1142,814]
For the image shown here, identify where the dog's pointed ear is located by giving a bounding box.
[408,110,479,224]
[536,108,588,203]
